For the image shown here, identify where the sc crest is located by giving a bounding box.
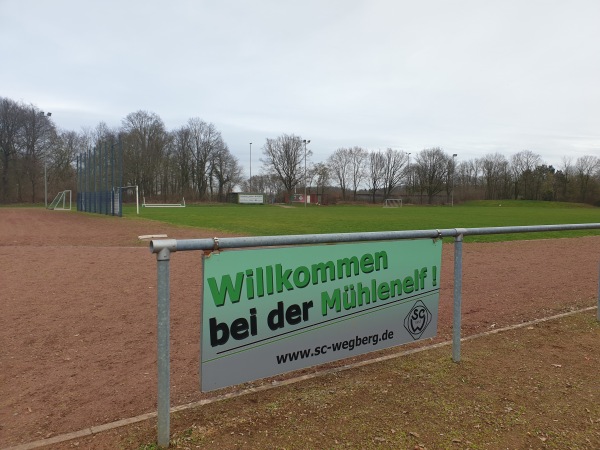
[404,300,432,340]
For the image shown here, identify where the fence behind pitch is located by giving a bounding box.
[77,140,123,216]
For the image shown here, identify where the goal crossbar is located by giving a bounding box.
[142,197,186,208]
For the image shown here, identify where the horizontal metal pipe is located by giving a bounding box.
[460,223,600,236]
[150,223,600,254]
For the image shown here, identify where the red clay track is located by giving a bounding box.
[1,208,598,448]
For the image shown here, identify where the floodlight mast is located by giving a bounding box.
[303,139,310,207]
[249,142,252,192]
[407,152,411,195]
[452,153,458,206]
[41,111,52,208]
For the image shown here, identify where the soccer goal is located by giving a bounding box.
[48,190,72,210]
[120,185,140,215]
[142,197,186,208]
[383,198,402,208]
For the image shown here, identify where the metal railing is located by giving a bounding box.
[150,223,600,447]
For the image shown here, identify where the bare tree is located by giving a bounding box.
[414,147,450,204]
[312,162,330,198]
[0,97,25,202]
[444,155,456,203]
[555,156,574,201]
[327,146,368,201]
[261,133,310,200]
[574,155,600,202]
[253,173,285,202]
[212,145,242,201]
[327,147,351,200]
[52,130,81,191]
[240,175,262,194]
[454,158,481,200]
[480,153,510,200]
[187,118,223,200]
[18,105,56,203]
[511,150,541,199]
[380,148,408,200]
[367,150,386,203]
[121,111,169,198]
[84,122,116,152]
[349,146,367,200]
[169,126,193,197]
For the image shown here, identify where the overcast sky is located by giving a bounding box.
[2,0,599,175]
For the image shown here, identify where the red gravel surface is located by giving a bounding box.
[1,208,598,448]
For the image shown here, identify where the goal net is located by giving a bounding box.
[383,198,402,208]
[48,190,72,210]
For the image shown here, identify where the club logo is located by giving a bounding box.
[404,300,432,340]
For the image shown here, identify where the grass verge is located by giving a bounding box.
[61,310,600,449]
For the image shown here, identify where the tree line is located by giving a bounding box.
[0,98,243,203]
[1,96,599,206]
[252,134,600,205]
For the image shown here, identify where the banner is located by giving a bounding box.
[201,239,442,391]
[238,194,264,204]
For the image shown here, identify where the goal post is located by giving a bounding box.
[120,185,140,215]
[48,190,72,210]
[383,198,402,208]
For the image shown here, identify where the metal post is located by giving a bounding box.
[105,141,109,214]
[79,154,83,211]
[42,111,51,208]
[86,150,91,213]
[156,247,171,447]
[118,139,124,217]
[304,141,307,207]
[99,144,103,214]
[303,139,310,207]
[76,155,79,210]
[44,160,48,208]
[451,153,457,207]
[407,152,411,196]
[93,146,97,213]
[452,232,464,362]
[249,142,252,193]
[110,143,115,215]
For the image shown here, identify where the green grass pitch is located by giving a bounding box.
[123,200,600,243]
